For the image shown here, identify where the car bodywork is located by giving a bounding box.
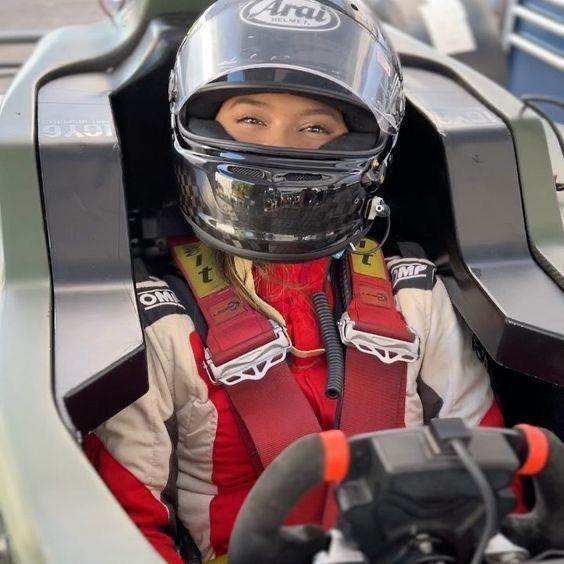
[0,0,562,562]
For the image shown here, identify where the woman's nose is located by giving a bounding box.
[261,125,294,148]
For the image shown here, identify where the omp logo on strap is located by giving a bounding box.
[240,0,340,31]
[138,288,185,311]
[389,262,435,290]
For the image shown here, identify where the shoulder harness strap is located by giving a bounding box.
[338,238,420,435]
[169,237,323,459]
[170,237,325,523]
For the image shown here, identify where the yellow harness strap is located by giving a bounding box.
[171,240,326,358]
[205,556,227,564]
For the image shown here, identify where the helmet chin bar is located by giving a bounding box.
[188,220,373,264]
[174,129,385,263]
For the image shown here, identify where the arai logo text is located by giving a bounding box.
[241,0,340,31]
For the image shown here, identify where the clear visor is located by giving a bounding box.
[172,0,404,135]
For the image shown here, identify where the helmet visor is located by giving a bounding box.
[172,0,404,135]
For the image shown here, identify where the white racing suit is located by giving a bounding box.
[85,255,502,563]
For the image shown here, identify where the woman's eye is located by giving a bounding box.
[302,124,330,134]
[237,116,264,126]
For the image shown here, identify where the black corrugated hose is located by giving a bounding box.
[312,289,345,400]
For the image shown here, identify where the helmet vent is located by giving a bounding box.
[283,173,323,182]
[228,166,266,179]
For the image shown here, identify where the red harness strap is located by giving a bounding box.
[227,364,328,525]
[322,243,420,527]
[342,349,408,433]
[227,366,322,469]
[339,245,419,436]
[170,238,418,527]
[170,239,325,523]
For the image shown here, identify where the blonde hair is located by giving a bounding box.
[213,250,330,358]
[212,249,288,326]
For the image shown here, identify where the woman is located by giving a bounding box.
[85,0,504,562]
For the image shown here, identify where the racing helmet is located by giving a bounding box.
[170,0,405,262]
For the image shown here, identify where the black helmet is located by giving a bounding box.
[170,0,404,262]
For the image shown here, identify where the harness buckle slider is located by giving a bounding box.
[204,320,292,386]
[338,312,420,364]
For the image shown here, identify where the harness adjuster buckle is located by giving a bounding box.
[337,312,420,364]
[204,320,292,386]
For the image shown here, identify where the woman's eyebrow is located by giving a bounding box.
[228,97,270,109]
[301,107,341,119]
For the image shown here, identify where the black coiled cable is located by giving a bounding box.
[312,291,345,400]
